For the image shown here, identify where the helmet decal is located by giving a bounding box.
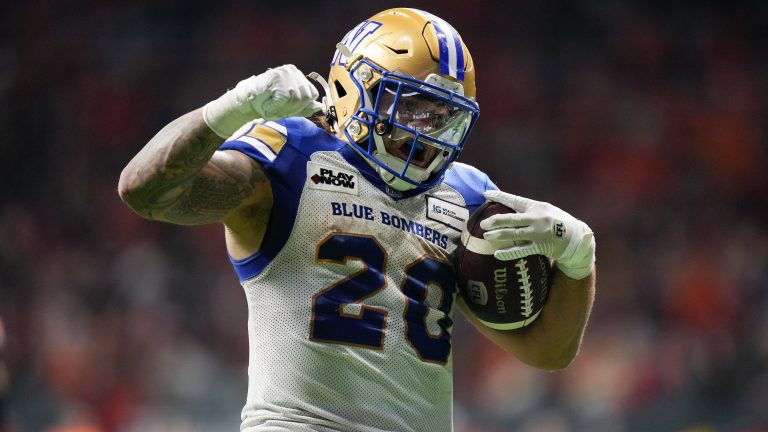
[331,20,383,66]
[414,9,465,81]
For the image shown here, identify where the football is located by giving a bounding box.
[454,201,552,330]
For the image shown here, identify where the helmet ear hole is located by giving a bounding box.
[334,80,347,98]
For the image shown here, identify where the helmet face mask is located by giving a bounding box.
[376,78,474,149]
[323,8,479,191]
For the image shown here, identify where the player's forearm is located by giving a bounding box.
[514,267,595,370]
[118,107,222,218]
[464,267,595,371]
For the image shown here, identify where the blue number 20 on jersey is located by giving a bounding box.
[310,233,455,364]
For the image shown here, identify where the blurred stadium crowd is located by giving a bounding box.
[1,1,766,431]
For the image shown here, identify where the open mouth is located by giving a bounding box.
[393,138,435,168]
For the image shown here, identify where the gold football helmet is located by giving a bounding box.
[313,8,479,191]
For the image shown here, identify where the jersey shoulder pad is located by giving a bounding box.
[444,162,499,213]
[244,120,288,153]
[218,117,340,167]
[218,119,289,166]
[278,116,343,155]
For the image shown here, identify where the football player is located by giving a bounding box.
[118,8,596,432]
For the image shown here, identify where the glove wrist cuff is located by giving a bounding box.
[555,260,594,280]
[555,231,596,280]
[203,77,264,138]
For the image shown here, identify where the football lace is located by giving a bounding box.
[514,259,534,317]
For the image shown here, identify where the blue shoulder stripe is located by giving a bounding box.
[444,162,498,214]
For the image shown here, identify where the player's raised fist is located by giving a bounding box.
[203,64,323,138]
[258,64,323,120]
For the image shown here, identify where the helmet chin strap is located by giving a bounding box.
[306,71,339,134]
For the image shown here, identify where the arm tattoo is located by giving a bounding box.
[164,153,269,224]
[119,108,267,224]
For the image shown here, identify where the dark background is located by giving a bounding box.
[1,1,767,431]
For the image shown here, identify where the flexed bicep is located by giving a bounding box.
[119,108,271,226]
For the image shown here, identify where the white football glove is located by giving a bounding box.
[480,190,596,280]
[203,64,323,138]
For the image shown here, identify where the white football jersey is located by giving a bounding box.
[218,118,497,432]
